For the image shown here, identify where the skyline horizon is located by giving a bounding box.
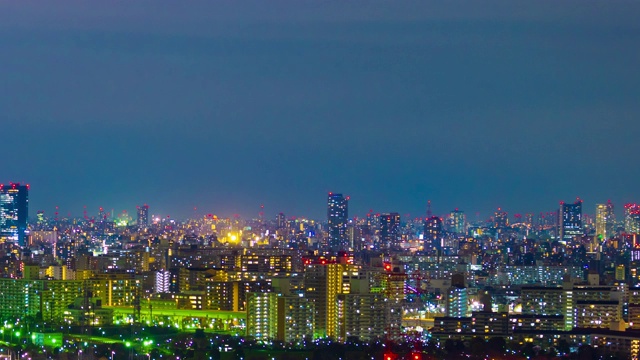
[2,1,639,223]
[11,180,635,222]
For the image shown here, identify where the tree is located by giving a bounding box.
[577,344,596,360]
[487,337,505,353]
[557,339,571,356]
[469,337,487,357]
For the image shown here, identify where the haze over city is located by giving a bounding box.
[4,2,640,360]
[2,1,639,219]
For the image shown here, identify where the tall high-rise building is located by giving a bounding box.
[625,204,640,234]
[380,212,400,248]
[448,209,466,234]
[446,274,468,318]
[346,219,364,251]
[595,201,615,241]
[559,200,583,241]
[424,216,443,254]
[0,183,29,246]
[327,193,349,250]
[494,208,508,229]
[136,204,149,228]
[304,261,362,339]
[276,212,286,230]
[246,292,314,343]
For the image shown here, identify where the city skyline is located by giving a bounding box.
[3,2,640,359]
[2,1,640,220]
[4,182,638,223]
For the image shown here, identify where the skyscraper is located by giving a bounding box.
[0,183,29,246]
[304,261,360,338]
[494,208,508,229]
[136,204,149,228]
[380,212,400,248]
[424,216,443,254]
[559,200,583,241]
[595,201,615,241]
[276,212,286,230]
[327,193,348,250]
[625,204,640,234]
[448,209,466,234]
[446,274,468,318]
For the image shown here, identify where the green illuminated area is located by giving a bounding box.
[108,306,246,333]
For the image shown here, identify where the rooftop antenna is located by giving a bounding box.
[426,200,432,218]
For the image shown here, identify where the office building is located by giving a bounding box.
[626,204,640,234]
[494,208,508,229]
[0,183,29,246]
[327,193,349,250]
[559,200,583,241]
[595,201,615,241]
[137,204,149,228]
[424,216,443,254]
[380,212,400,248]
[448,209,466,234]
[276,212,286,230]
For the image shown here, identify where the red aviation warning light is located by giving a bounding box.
[383,352,397,360]
[411,351,422,360]
[384,262,392,272]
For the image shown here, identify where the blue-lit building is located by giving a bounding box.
[446,286,468,318]
[560,200,583,241]
[0,183,29,246]
[327,193,349,250]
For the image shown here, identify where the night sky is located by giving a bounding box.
[2,1,639,221]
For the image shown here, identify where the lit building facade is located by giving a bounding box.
[246,292,275,341]
[448,209,466,234]
[380,212,400,248]
[574,300,620,328]
[0,183,29,246]
[521,286,574,330]
[336,293,386,342]
[559,200,583,241]
[625,204,640,234]
[327,193,349,250]
[446,286,468,318]
[246,292,314,343]
[136,204,149,228]
[494,208,508,229]
[424,216,443,254]
[595,201,615,241]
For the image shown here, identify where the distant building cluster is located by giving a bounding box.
[4,184,640,358]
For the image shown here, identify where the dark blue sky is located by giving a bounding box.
[1,1,639,221]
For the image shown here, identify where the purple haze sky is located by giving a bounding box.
[1,1,639,221]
